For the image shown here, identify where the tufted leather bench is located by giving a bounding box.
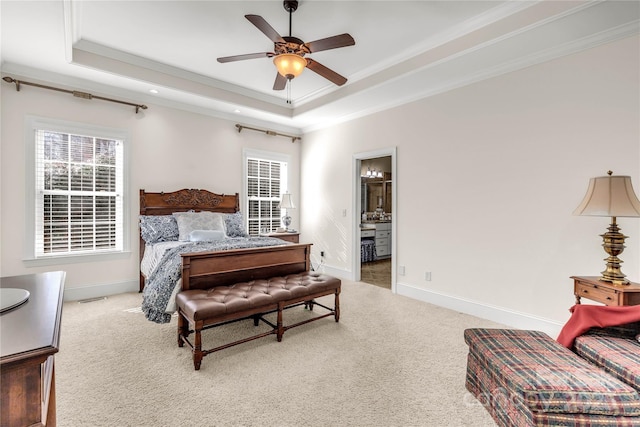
[176,272,341,370]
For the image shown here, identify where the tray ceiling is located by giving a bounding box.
[1,1,638,133]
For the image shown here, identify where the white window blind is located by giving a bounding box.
[34,129,124,257]
[246,157,287,236]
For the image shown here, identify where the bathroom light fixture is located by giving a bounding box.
[574,171,640,284]
[362,167,384,179]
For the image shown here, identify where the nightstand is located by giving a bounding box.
[261,232,299,243]
[572,276,640,306]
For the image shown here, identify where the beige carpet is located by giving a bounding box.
[56,280,502,426]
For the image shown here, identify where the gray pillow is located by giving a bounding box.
[189,229,225,242]
[224,212,248,237]
[173,211,226,241]
[139,215,179,244]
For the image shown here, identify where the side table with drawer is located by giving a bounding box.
[572,276,640,306]
[261,232,299,243]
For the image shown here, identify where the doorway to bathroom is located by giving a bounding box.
[353,148,396,291]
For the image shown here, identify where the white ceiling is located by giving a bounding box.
[1,1,639,133]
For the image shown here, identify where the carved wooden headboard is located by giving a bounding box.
[139,188,239,216]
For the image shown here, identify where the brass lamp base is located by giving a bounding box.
[599,217,629,285]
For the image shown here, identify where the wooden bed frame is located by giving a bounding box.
[139,188,311,292]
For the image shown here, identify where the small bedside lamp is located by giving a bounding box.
[573,171,640,284]
[278,192,295,231]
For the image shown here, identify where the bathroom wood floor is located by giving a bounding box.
[360,258,391,289]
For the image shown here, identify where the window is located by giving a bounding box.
[243,149,289,236]
[26,117,129,261]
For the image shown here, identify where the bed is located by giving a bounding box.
[139,189,311,323]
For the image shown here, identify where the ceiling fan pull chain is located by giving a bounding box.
[287,80,292,104]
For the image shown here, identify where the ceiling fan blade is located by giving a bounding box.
[273,72,287,91]
[305,34,355,53]
[217,52,274,63]
[305,58,348,86]
[245,15,285,43]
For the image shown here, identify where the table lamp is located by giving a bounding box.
[278,192,295,231]
[573,171,640,284]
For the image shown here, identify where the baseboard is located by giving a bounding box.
[318,264,355,281]
[63,279,139,301]
[62,272,564,337]
[396,282,564,338]
[315,265,563,336]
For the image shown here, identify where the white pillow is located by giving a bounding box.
[173,211,226,241]
[189,229,225,242]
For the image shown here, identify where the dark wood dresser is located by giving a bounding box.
[1,271,65,427]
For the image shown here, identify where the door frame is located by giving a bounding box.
[352,147,397,293]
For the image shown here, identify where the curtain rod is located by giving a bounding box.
[2,76,148,114]
[235,124,301,143]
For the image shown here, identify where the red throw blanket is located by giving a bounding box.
[556,304,640,348]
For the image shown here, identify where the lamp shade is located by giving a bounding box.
[573,174,640,217]
[273,54,306,79]
[278,193,295,209]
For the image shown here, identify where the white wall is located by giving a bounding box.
[1,35,638,335]
[300,35,640,335]
[0,81,300,298]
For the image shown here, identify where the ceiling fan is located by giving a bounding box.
[217,0,355,91]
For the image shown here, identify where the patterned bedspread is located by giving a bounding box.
[141,237,288,323]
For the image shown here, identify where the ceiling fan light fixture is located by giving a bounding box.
[273,53,306,79]
[218,4,354,90]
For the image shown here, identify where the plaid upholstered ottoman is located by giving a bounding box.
[464,328,640,427]
[574,333,640,395]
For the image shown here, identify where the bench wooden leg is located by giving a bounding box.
[177,310,188,347]
[252,314,260,326]
[334,290,340,322]
[193,320,204,371]
[276,302,284,342]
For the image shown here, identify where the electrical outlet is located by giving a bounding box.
[399,266,405,276]
[320,251,325,257]
[425,272,432,281]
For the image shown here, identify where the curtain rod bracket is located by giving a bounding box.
[234,123,300,143]
[73,91,92,99]
[3,76,20,91]
[2,76,147,114]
